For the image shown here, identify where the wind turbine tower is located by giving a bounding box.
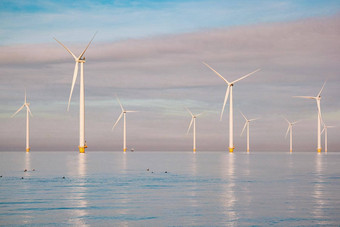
[112,96,137,152]
[321,123,335,153]
[294,82,326,153]
[240,111,258,153]
[12,91,33,152]
[203,62,260,152]
[283,117,298,153]
[186,108,203,153]
[54,33,96,153]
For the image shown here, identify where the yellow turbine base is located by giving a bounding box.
[193,148,196,152]
[290,150,292,153]
[247,149,249,153]
[325,150,327,153]
[26,148,30,152]
[123,148,127,152]
[229,147,234,153]
[79,146,86,153]
[317,148,322,153]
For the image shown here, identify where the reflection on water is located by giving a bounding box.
[313,154,328,224]
[68,154,88,226]
[221,153,237,225]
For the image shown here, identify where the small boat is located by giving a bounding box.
[130,148,135,152]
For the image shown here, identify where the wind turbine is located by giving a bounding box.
[293,81,326,153]
[54,33,96,153]
[321,123,335,153]
[240,111,258,153]
[283,117,299,153]
[112,96,137,152]
[203,62,260,152]
[186,108,203,153]
[12,91,33,152]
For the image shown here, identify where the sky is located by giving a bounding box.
[1,0,340,152]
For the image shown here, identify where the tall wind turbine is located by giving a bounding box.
[12,91,33,152]
[112,96,137,152]
[186,108,203,153]
[293,81,326,153]
[203,62,260,152]
[283,117,298,153]
[321,124,335,153]
[240,111,258,153]
[54,33,96,153]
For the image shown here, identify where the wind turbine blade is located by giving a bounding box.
[292,120,300,125]
[321,127,325,135]
[24,89,27,104]
[67,62,79,111]
[285,126,290,138]
[282,116,290,124]
[115,95,124,112]
[185,107,194,117]
[316,100,323,125]
[11,105,25,118]
[240,111,247,121]
[78,32,97,59]
[231,69,261,84]
[187,118,194,134]
[292,96,315,99]
[196,112,205,117]
[249,118,259,122]
[26,105,33,117]
[240,122,247,136]
[112,112,123,130]
[53,37,77,60]
[317,81,327,97]
[202,62,230,84]
[220,85,230,121]
[125,110,138,113]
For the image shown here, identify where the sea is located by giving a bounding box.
[0,151,339,226]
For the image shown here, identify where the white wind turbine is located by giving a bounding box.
[293,81,326,153]
[112,96,137,152]
[186,108,203,153]
[54,33,96,153]
[203,62,260,152]
[12,91,33,152]
[321,123,335,153]
[240,111,258,153]
[283,117,299,153]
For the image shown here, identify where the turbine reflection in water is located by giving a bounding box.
[221,153,237,225]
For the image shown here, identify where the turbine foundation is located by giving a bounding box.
[317,148,322,153]
[193,148,196,153]
[229,147,234,153]
[123,148,126,152]
[79,146,86,153]
[26,148,30,152]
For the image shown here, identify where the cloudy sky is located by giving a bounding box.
[1,0,340,152]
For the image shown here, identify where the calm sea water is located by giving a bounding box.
[0,151,339,226]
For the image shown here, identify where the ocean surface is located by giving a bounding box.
[0,151,339,226]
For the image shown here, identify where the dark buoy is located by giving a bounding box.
[62,176,65,179]
[24,169,27,172]
[151,172,154,173]
[21,177,24,179]
[147,168,149,171]
[165,171,168,173]
[32,169,35,171]
[0,176,2,178]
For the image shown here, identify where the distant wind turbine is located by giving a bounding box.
[293,81,326,153]
[12,91,33,152]
[203,62,260,152]
[321,123,335,153]
[283,117,299,153]
[112,96,137,152]
[186,107,203,153]
[54,33,96,153]
[240,111,258,153]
